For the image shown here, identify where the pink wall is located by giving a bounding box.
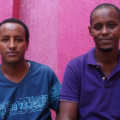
[0,0,120,119]
[0,0,13,21]
[12,0,21,18]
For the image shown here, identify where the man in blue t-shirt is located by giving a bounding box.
[60,3,120,120]
[0,18,61,120]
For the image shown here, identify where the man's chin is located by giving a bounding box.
[100,47,113,52]
[3,59,23,65]
[5,61,20,65]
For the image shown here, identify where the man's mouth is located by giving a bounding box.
[99,39,112,43]
[6,52,18,55]
[101,39,111,41]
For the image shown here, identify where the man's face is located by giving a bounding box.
[0,23,29,64]
[89,7,120,52]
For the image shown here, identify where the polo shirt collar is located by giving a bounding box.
[87,47,120,68]
[87,47,97,65]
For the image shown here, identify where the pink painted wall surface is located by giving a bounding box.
[0,0,13,22]
[12,0,21,18]
[0,0,120,119]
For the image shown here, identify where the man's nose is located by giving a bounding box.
[9,39,16,49]
[101,26,109,35]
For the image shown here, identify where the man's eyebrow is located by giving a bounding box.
[14,35,23,38]
[108,21,116,23]
[1,35,9,38]
[1,35,23,38]
[93,23,102,26]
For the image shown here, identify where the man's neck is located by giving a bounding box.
[95,48,119,65]
[1,60,29,83]
[95,48,119,78]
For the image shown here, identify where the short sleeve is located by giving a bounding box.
[48,70,61,110]
[60,62,80,102]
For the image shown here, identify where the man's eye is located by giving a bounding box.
[16,39,22,42]
[109,24,116,28]
[2,38,8,42]
[94,25,102,30]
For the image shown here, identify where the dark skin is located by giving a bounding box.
[1,61,29,83]
[0,23,29,83]
[89,7,120,78]
[60,102,78,120]
[94,48,118,78]
[0,22,59,119]
[60,7,120,120]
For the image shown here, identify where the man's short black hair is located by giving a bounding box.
[90,3,120,26]
[0,18,29,42]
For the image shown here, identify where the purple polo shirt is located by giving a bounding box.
[60,48,120,120]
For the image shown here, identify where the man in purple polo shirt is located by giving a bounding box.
[59,3,120,120]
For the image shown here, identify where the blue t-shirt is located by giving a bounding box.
[60,48,120,120]
[0,60,61,120]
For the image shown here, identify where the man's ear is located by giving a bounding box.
[26,40,29,51]
[88,26,93,36]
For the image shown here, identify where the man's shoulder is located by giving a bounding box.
[69,53,87,64]
[68,51,88,66]
[67,48,95,68]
